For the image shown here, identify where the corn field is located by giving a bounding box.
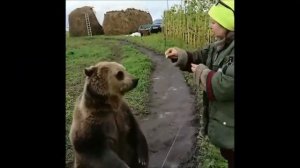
[163,0,216,48]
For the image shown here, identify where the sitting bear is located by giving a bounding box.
[69,61,149,168]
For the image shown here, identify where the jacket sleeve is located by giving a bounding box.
[187,44,212,65]
[206,62,234,101]
[175,44,213,72]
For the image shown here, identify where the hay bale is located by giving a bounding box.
[69,6,104,37]
[103,8,152,35]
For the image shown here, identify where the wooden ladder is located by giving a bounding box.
[84,13,92,37]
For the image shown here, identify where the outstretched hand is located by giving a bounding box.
[165,47,178,61]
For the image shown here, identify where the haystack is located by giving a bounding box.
[69,6,104,37]
[103,8,152,35]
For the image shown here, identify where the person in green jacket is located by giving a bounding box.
[165,0,234,167]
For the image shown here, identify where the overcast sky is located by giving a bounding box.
[66,0,182,30]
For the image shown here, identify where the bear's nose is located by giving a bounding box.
[132,78,139,88]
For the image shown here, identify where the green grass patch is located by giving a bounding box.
[121,45,152,115]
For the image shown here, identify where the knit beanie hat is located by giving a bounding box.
[208,0,234,31]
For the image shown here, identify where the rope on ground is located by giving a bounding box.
[160,124,183,168]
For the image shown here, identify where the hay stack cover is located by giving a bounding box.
[69,6,104,37]
[103,8,152,35]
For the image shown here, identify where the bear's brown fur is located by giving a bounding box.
[69,61,149,168]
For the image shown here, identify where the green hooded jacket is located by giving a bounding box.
[175,32,234,150]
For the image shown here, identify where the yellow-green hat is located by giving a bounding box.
[208,0,234,31]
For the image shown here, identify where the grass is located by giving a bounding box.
[198,136,227,168]
[121,45,152,115]
[66,35,152,166]
[121,33,227,168]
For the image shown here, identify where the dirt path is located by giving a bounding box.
[120,40,199,168]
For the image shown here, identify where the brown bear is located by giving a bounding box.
[69,61,149,168]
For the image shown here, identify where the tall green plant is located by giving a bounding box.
[163,0,214,48]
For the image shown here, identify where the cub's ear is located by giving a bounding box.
[84,66,96,77]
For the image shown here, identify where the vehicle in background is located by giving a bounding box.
[150,19,163,33]
[138,24,152,36]
[138,19,163,36]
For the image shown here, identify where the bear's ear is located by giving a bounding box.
[84,66,96,77]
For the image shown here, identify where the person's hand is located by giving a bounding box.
[165,47,179,62]
[192,63,208,73]
[191,63,198,72]
[192,63,211,91]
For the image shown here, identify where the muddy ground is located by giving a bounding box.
[120,40,200,168]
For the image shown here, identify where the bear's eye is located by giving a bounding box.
[115,71,124,80]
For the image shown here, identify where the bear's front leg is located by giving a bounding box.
[136,131,149,168]
[127,111,149,168]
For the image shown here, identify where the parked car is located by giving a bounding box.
[138,24,152,36]
[150,19,163,33]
